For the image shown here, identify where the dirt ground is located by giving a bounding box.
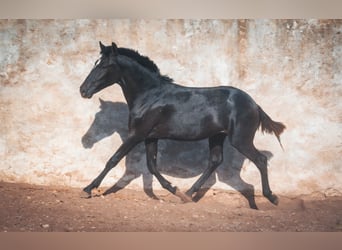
[0,181,341,232]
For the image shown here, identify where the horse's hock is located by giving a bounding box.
[1,20,341,197]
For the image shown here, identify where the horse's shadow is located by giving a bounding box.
[82,99,274,209]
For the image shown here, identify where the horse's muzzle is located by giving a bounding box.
[80,86,93,99]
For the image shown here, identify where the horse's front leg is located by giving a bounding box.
[145,138,192,203]
[81,135,142,198]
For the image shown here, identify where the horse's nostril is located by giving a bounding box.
[80,87,87,97]
[80,88,93,99]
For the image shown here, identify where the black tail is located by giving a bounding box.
[258,106,286,150]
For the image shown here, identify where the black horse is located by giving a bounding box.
[80,42,286,205]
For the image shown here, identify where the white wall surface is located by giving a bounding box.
[1,19,341,196]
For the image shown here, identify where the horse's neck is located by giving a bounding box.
[118,77,136,109]
[118,57,160,109]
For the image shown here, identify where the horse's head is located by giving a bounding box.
[82,98,129,148]
[80,42,121,98]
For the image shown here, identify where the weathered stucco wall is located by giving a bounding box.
[1,19,341,196]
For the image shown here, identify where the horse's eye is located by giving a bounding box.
[94,59,100,66]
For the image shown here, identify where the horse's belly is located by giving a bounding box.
[150,112,228,140]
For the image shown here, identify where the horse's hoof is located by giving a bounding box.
[269,194,279,205]
[175,187,193,203]
[80,190,92,199]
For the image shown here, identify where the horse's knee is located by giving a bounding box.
[210,153,223,166]
[106,156,119,169]
[146,163,157,176]
[209,145,224,167]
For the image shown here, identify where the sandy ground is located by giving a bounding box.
[0,181,341,232]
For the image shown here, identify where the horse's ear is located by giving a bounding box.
[99,41,105,53]
[99,98,105,108]
[111,42,118,56]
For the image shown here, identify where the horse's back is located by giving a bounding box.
[138,84,259,140]
[165,84,259,115]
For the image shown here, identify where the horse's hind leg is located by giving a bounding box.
[231,126,279,205]
[185,133,226,199]
[145,139,192,203]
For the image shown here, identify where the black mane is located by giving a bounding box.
[101,45,173,83]
[117,48,160,74]
[118,48,174,83]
